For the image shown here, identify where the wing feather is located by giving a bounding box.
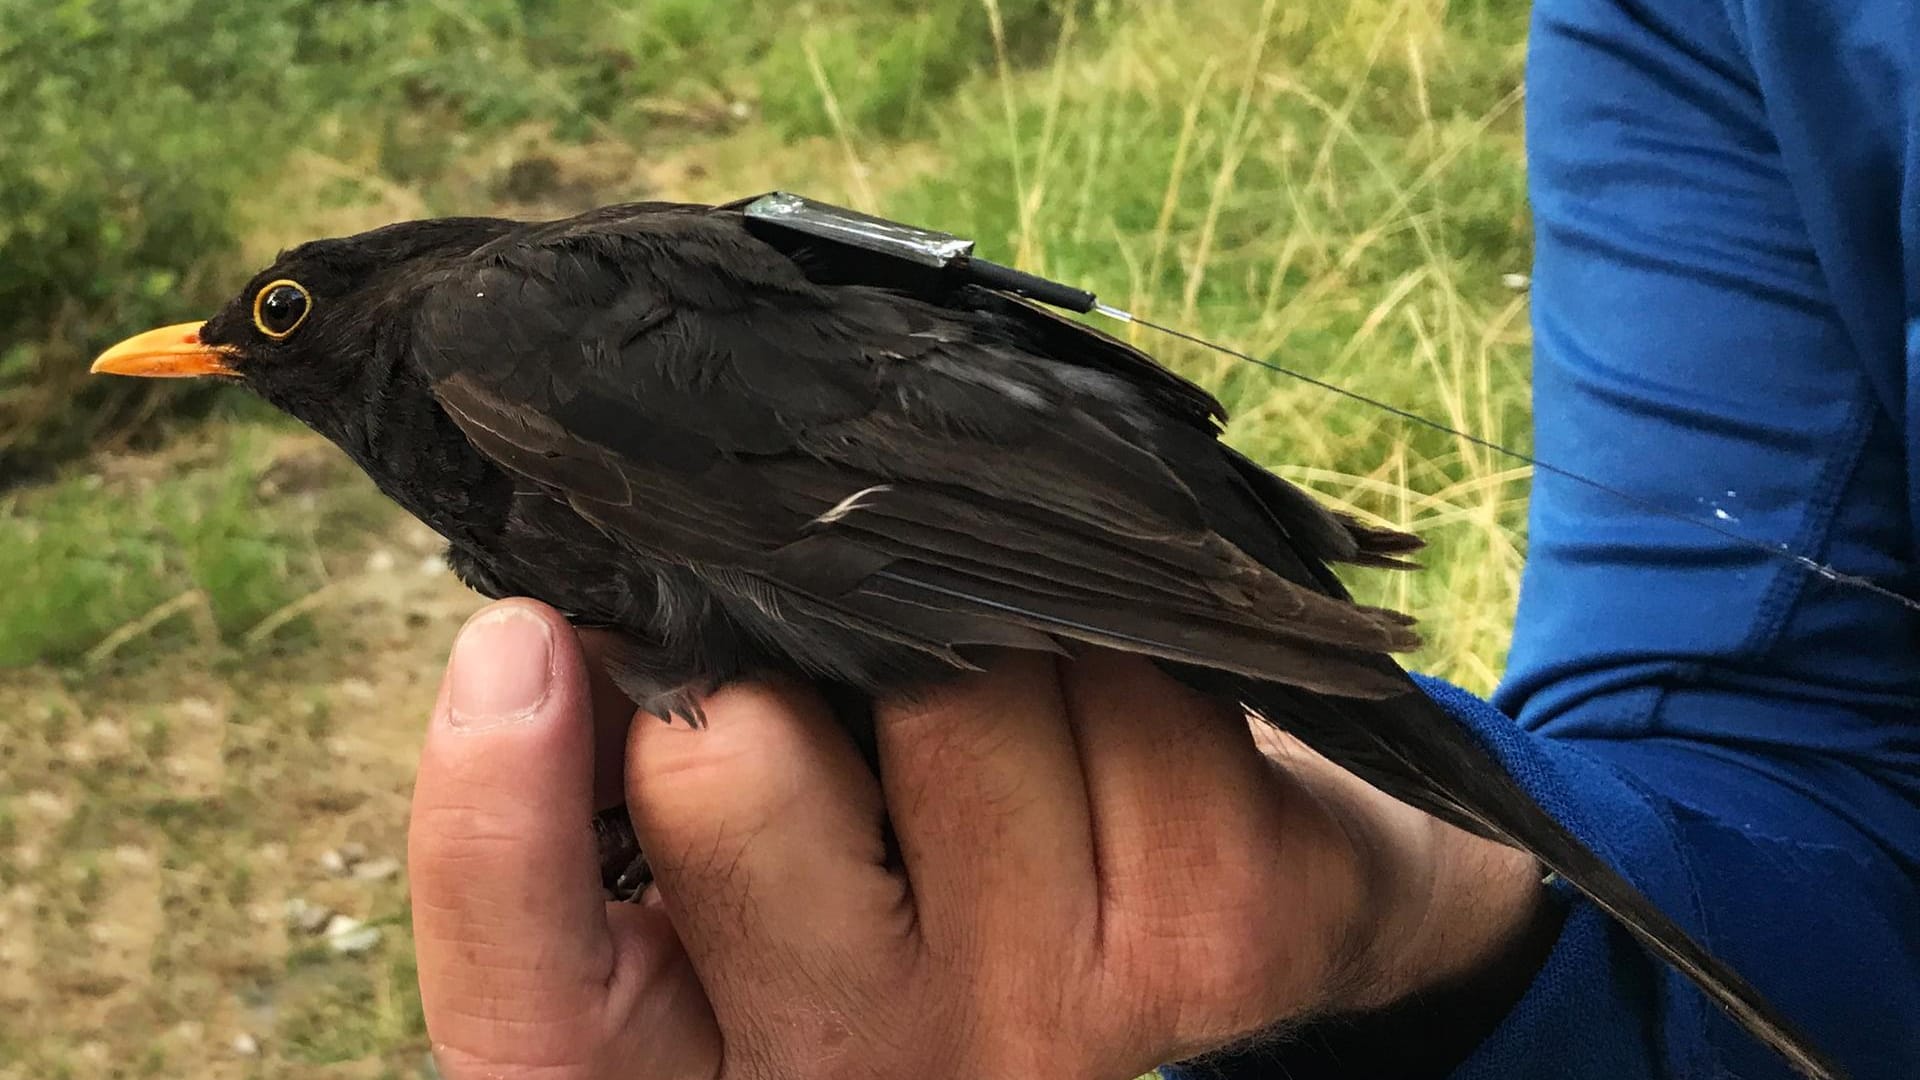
[415,212,1422,701]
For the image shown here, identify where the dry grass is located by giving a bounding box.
[892,0,1535,685]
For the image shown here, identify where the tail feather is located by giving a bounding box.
[1180,667,1845,1080]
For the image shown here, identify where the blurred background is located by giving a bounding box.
[0,0,1532,1074]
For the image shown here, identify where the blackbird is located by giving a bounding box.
[93,198,1832,1079]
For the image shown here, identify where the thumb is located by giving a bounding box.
[409,600,620,1067]
[410,600,722,1080]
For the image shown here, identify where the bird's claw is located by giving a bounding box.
[591,804,651,901]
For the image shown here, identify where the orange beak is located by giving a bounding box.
[90,321,238,378]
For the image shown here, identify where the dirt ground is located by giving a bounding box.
[2,436,484,1078]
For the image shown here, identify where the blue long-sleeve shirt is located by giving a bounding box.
[1175,0,1920,1076]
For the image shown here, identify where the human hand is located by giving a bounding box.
[408,598,1550,1079]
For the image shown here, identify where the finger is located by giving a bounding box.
[1060,654,1355,1026]
[1058,653,1280,901]
[409,601,622,1063]
[624,677,911,1014]
[872,651,1097,956]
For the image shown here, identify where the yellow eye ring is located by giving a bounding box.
[252,279,312,339]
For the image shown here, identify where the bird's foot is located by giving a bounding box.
[591,804,652,901]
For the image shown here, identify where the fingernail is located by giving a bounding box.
[448,606,553,729]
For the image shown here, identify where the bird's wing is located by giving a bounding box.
[410,207,1418,697]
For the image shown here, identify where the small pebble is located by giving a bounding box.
[317,849,351,877]
[338,841,369,865]
[287,898,334,935]
[418,554,447,577]
[1500,272,1531,291]
[366,549,398,574]
[324,914,384,955]
[176,698,219,722]
[231,1033,260,1057]
[352,856,402,882]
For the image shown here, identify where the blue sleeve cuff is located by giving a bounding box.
[1164,676,1916,1080]
[1411,675,1914,1080]
[1410,674,1697,1079]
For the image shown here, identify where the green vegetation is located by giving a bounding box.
[880,0,1534,684]
[0,0,1068,481]
[0,422,392,667]
[2,1,1534,1075]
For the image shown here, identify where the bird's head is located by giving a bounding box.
[90,217,518,439]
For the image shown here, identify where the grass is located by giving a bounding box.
[1,0,1535,1075]
[0,0,1069,482]
[0,421,393,669]
[879,0,1536,684]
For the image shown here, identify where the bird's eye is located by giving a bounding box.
[252,279,312,339]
